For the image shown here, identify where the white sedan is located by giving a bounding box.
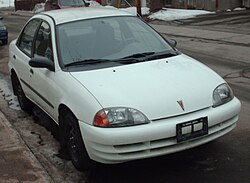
[9,7,241,170]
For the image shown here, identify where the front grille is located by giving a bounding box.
[113,116,237,158]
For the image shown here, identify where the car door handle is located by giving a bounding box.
[30,68,34,74]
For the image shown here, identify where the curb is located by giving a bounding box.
[10,11,34,17]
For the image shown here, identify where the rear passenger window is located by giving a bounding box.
[18,19,40,56]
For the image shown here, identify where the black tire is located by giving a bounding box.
[11,74,33,113]
[2,39,8,45]
[64,112,92,171]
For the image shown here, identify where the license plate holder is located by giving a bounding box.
[176,117,208,143]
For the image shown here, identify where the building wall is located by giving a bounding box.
[103,0,148,7]
[150,0,164,11]
[164,0,242,11]
[15,0,45,11]
[218,0,242,11]
[243,0,250,7]
[196,0,215,11]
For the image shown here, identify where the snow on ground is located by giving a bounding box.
[0,76,20,111]
[149,8,214,21]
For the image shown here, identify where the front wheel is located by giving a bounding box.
[64,112,92,171]
[11,74,33,113]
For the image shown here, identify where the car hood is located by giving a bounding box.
[70,54,224,120]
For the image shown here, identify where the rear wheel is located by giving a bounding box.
[11,74,33,113]
[64,112,92,171]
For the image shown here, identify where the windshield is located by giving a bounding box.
[57,16,176,67]
[60,0,85,6]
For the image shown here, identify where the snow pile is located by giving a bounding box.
[33,3,45,14]
[88,1,102,7]
[149,8,214,21]
[120,7,150,16]
[233,7,246,11]
[0,0,14,7]
[227,7,246,12]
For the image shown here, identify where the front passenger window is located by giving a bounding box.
[34,21,53,61]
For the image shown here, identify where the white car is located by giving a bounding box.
[9,7,241,170]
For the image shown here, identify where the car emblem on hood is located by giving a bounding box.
[177,100,185,111]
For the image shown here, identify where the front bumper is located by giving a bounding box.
[79,97,241,164]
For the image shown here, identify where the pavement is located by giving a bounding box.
[0,8,249,182]
[150,24,250,46]
[0,109,52,182]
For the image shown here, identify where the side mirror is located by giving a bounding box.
[168,39,177,48]
[0,17,3,20]
[29,57,55,71]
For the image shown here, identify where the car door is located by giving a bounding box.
[12,19,41,99]
[29,20,58,120]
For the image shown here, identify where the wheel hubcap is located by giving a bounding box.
[17,85,24,107]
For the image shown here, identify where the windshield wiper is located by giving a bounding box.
[122,52,156,59]
[64,59,113,67]
[117,51,178,64]
[115,52,155,64]
[64,51,179,67]
[146,51,179,60]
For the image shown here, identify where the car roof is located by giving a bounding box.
[39,7,134,25]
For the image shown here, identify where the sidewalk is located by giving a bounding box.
[150,24,250,46]
[0,110,52,182]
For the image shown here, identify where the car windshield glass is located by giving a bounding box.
[60,0,85,6]
[57,16,176,67]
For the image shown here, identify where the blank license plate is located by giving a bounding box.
[176,117,208,143]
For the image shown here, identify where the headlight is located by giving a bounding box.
[93,107,150,127]
[213,83,234,107]
[0,26,6,31]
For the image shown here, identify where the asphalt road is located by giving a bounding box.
[0,9,249,183]
[150,9,250,35]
